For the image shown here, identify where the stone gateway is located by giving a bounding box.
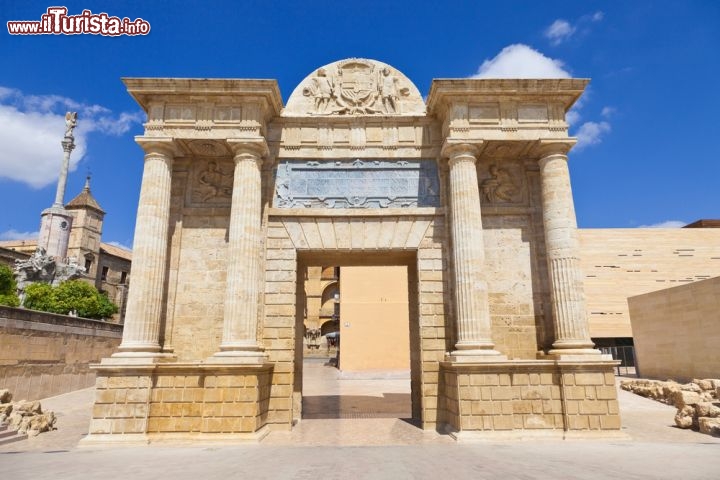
[85,59,621,444]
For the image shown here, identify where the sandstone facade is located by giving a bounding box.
[628,276,720,380]
[580,229,720,339]
[86,59,620,444]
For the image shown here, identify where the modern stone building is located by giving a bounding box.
[86,58,625,443]
[580,226,720,344]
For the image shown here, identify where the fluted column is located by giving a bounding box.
[115,138,175,357]
[211,139,267,363]
[538,143,597,356]
[444,142,504,361]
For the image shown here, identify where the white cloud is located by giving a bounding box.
[601,106,616,117]
[545,19,576,45]
[472,44,571,79]
[574,121,611,150]
[637,220,687,228]
[106,240,132,251]
[0,87,143,189]
[0,229,39,241]
[566,109,581,126]
[545,11,604,46]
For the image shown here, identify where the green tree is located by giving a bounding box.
[53,280,118,319]
[0,264,20,307]
[23,280,118,320]
[22,282,55,312]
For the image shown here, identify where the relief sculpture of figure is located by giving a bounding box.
[379,68,400,113]
[275,179,294,207]
[303,68,335,113]
[481,165,519,203]
[194,161,233,202]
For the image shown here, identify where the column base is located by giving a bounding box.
[208,350,268,365]
[105,351,176,365]
[446,349,507,363]
[545,349,613,361]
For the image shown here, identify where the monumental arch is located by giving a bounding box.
[86,59,621,443]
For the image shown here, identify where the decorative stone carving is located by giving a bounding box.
[480,164,521,203]
[191,160,234,203]
[187,140,231,157]
[287,58,425,117]
[14,248,56,288]
[13,247,87,303]
[303,68,335,114]
[272,159,439,209]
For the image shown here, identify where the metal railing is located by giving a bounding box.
[600,345,637,377]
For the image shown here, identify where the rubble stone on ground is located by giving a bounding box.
[0,390,56,437]
[622,378,720,437]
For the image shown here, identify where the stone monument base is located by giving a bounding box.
[438,359,624,440]
[82,362,273,445]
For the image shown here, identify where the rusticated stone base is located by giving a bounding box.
[438,359,624,440]
[82,362,273,445]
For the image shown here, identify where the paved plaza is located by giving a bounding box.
[1,360,719,479]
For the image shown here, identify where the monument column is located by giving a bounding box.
[211,139,267,363]
[444,142,504,361]
[538,142,596,355]
[114,138,176,357]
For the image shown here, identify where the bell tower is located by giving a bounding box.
[66,176,105,278]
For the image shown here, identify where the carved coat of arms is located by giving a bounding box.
[302,60,408,115]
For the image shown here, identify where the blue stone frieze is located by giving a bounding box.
[273,159,440,208]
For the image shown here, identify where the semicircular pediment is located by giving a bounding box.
[284,58,425,117]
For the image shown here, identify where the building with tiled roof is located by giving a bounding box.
[0,178,131,322]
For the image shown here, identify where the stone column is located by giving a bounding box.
[211,139,267,363]
[444,142,504,361]
[114,138,175,358]
[538,142,597,356]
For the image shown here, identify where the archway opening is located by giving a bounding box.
[296,250,420,423]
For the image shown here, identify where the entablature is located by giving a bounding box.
[427,78,588,143]
[123,78,283,139]
[268,116,442,159]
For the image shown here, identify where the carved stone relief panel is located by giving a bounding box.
[477,160,526,206]
[273,159,440,209]
[186,158,234,207]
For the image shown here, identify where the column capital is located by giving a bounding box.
[533,139,575,161]
[135,136,178,158]
[226,138,269,160]
[441,141,484,162]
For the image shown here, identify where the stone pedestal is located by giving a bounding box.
[82,362,273,445]
[438,359,623,440]
[444,142,504,361]
[38,206,73,260]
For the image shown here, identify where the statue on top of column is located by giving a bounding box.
[64,112,78,139]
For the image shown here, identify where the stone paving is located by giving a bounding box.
[1,362,720,479]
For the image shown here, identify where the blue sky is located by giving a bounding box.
[1,1,719,248]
